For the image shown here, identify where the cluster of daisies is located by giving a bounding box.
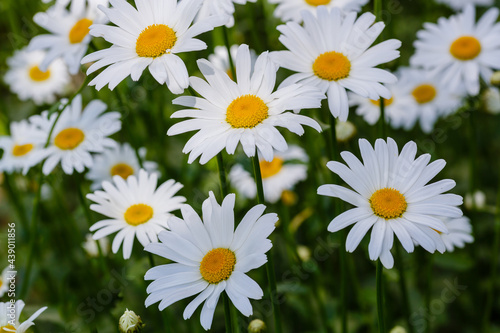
[2,0,496,330]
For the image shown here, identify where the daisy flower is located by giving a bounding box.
[167,44,323,164]
[271,6,401,121]
[87,169,186,259]
[411,5,500,96]
[195,0,254,28]
[30,94,121,175]
[144,192,277,330]
[229,145,308,203]
[85,142,159,190]
[0,300,47,333]
[268,0,369,23]
[318,138,463,268]
[0,119,49,174]
[435,0,493,11]
[28,0,109,74]
[4,48,70,105]
[81,0,226,92]
[208,44,257,80]
[438,216,474,252]
[0,267,10,298]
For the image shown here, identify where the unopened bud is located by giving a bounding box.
[464,190,486,210]
[482,87,500,115]
[248,319,266,333]
[119,309,144,333]
[335,120,356,142]
[297,245,312,262]
[281,190,297,206]
[490,71,500,86]
[82,234,109,257]
[390,326,407,333]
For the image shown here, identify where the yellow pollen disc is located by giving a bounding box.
[313,51,351,81]
[29,66,51,81]
[450,36,481,61]
[136,24,177,58]
[260,157,284,179]
[1,324,16,333]
[369,188,407,220]
[226,94,269,128]
[412,84,437,104]
[12,143,34,157]
[305,0,331,5]
[54,128,85,150]
[110,163,134,179]
[124,204,154,226]
[370,97,394,107]
[200,248,236,284]
[69,18,93,44]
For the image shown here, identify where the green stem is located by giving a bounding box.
[467,109,477,192]
[3,174,29,230]
[374,0,383,22]
[378,98,387,138]
[251,154,282,333]
[395,244,414,333]
[223,293,234,333]
[222,26,236,81]
[481,175,500,332]
[217,153,229,198]
[376,260,386,333]
[425,254,433,333]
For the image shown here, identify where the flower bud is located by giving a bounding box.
[335,120,356,142]
[482,87,500,115]
[464,190,486,210]
[390,326,407,333]
[490,71,500,86]
[82,234,109,257]
[248,319,266,333]
[281,190,298,206]
[119,309,144,333]
[297,245,312,262]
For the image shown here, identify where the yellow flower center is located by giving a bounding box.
[199,248,236,284]
[369,188,407,220]
[136,24,177,58]
[412,84,437,104]
[313,51,351,81]
[281,190,298,206]
[124,204,154,226]
[226,95,269,128]
[0,324,16,332]
[260,157,284,179]
[450,36,481,61]
[69,18,93,44]
[12,143,34,157]
[369,97,394,107]
[110,163,134,179]
[305,0,331,5]
[54,128,85,150]
[29,66,51,81]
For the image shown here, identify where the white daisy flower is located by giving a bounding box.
[195,0,253,28]
[229,145,308,203]
[438,216,474,252]
[411,5,500,96]
[28,0,109,74]
[0,267,10,298]
[30,94,121,175]
[268,0,369,23]
[271,6,401,121]
[81,0,226,93]
[0,119,49,174]
[167,44,323,164]
[435,0,494,11]
[318,138,463,269]
[85,142,159,190]
[87,169,186,259]
[144,192,277,330]
[0,300,47,333]
[208,44,257,79]
[4,48,70,105]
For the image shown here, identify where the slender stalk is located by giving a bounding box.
[395,244,414,333]
[425,254,434,333]
[223,293,234,333]
[378,98,386,138]
[217,153,229,198]
[374,0,383,22]
[222,26,236,81]
[251,154,282,333]
[3,174,29,230]
[376,260,386,333]
[481,175,500,332]
[467,109,477,192]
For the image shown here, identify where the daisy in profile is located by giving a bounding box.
[28,0,109,74]
[167,44,323,164]
[0,300,47,333]
[229,145,308,203]
[85,142,159,190]
[0,119,49,174]
[411,5,500,96]
[268,0,368,23]
[439,216,474,252]
[435,0,493,11]
[30,94,121,175]
[145,192,277,330]
[271,6,401,121]
[208,44,257,79]
[318,138,463,268]
[81,0,226,92]
[196,0,254,28]
[4,48,70,105]
[87,169,185,259]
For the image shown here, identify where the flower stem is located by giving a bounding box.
[425,254,433,333]
[223,293,234,333]
[395,243,414,333]
[467,108,477,192]
[3,174,29,230]
[481,175,500,332]
[376,260,386,333]
[217,153,229,198]
[251,154,282,333]
[222,26,236,81]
